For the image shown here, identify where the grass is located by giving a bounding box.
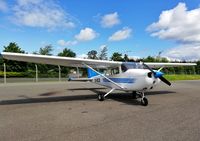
[165,74,200,81]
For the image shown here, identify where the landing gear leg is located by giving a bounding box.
[137,91,148,106]
[97,88,115,101]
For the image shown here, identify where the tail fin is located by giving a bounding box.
[87,68,98,78]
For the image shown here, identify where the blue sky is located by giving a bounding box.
[0,0,200,60]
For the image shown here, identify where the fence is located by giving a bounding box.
[0,63,83,84]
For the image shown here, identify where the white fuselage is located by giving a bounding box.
[92,69,160,91]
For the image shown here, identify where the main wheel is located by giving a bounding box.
[98,94,104,101]
[141,97,148,106]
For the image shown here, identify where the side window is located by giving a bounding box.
[121,64,127,72]
[111,67,119,75]
[104,67,120,75]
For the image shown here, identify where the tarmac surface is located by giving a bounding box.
[0,80,200,141]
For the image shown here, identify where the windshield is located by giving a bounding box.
[121,62,143,72]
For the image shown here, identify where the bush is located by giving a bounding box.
[0,71,26,78]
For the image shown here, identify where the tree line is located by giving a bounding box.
[0,42,200,77]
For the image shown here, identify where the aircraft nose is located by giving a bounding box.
[154,71,164,78]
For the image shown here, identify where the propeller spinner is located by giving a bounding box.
[143,63,171,86]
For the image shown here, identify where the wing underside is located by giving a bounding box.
[0,52,196,69]
[1,52,121,68]
[145,62,196,68]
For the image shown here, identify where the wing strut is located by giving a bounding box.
[83,63,124,89]
[104,88,115,98]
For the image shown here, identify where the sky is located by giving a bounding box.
[0,0,200,60]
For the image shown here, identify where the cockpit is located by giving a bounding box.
[102,62,144,75]
[121,62,144,72]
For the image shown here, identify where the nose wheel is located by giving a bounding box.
[141,97,148,106]
[137,91,148,106]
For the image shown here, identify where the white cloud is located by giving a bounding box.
[129,56,141,60]
[58,27,98,47]
[147,3,200,61]
[100,44,107,50]
[0,0,8,12]
[147,3,200,43]
[108,27,132,41]
[12,0,75,30]
[163,44,200,61]
[17,0,42,6]
[57,40,77,47]
[75,27,98,41]
[101,12,120,28]
[77,54,87,59]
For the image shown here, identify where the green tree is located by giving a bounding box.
[160,57,169,63]
[195,61,200,74]
[58,48,76,57]
[0,56,3,71]
[39,45,53,55]
[3,42,25,53]
[99,45,108,60]
[36,45,55,74]
[111,52,123,61]
[124,54,129,62]
[57,48,76,75]
[87,50,98,59]
[143,56,156,62]
[3,42,27,72]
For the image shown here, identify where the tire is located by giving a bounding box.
[141,97,148,106]
[98,94,104,101]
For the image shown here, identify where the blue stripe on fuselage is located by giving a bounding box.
[103,78,135,83]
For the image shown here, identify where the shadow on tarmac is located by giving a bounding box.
[90,89,176,106]
[0,88,175,105]
[0,95,97,105]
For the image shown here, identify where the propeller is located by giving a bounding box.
[143,63,171,86]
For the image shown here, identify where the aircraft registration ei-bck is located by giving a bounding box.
[0,52,197,106]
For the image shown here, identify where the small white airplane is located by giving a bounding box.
[1,52,196,106]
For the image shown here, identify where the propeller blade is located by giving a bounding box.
[159,76,171,86]
[143,62,171,86]
[143,63,154,73]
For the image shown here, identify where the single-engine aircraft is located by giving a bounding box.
[0,52,196,106]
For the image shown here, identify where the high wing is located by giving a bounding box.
[145,62,196,68]
[0,52,121,68]
[0,52,196,68]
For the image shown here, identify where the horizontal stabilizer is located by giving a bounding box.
[68,78,93,81]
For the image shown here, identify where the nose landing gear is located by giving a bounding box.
[136,91,148,106]
[141,97,148,106]
[98,89,149,106]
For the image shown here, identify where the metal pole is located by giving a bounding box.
[193,66,196,75]
[35,64,38,82]
[58,65,61,81]
[4,63,6,84]
[76,67,79,78]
